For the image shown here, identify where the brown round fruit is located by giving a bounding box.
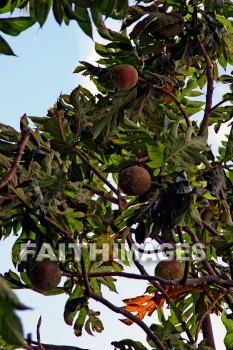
[158,13,184,39]
[119,166,151,196]
[112,64,138,90]
[154,259,184,280]
[29,261,61,291]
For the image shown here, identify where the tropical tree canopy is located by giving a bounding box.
[1,0,233,349]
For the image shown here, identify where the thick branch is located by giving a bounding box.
[29,341,88,350]
[200,314,216,349]
[80,249,168,350]
[88,270,233,287]
[0,124,30,190]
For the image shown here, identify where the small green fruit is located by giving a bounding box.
[29,261,61,291]
[112,64,138,90]
[154,259,184,280]
[119,166,151,196]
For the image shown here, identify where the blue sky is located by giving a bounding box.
[0,8,230,349]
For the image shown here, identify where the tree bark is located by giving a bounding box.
[202,314,216,349]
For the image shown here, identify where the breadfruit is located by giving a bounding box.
[112,64,138,90]
[154,259,184,280]
[29,261,61,291]
[158,13,184,39]
[119,166,151,196]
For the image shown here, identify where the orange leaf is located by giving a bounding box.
[161,82,175,105]
[121,286,204,325]
[121,294,164,325]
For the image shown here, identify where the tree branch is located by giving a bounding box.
[195,292,225,344]
[184,226,217,276]
[87,270,233,287]
[43,216,75,243]
[80,248,169,350]
[0,124,30,190]
[195,37,214,135]
[210,98,229,112]
[201,314,216,350]
[74,149,123,199]
[29,341,89,350]
[36,316,45,350]
[201,220,221,236]
[157,87,191,128]
[83,184,118,204]
[126,234,171,303]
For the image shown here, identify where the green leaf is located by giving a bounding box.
[223,123,233,162]
[0,301,26,346]
[34,0,51,27]
[162,123,209,173]
[0,278,29,310]
[147,143,164,174]
[216,14,233,33]
[74,307,88,337]
[0,17,36,36]
[74,5,92,39]
[111,339,148,350]
[0,34,16,55]
[222,312,233,349]
[0,278,30,346]
[85,309,104,336]
[52,0,63,25]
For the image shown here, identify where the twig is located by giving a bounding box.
[181,319,195,344]
[184,226,217,276]
[157,87,191,128]
[195,38,214,135]
[177,226,184,243]
[210,98,229,112]
[0,125,30,190]
[80,251,169,350]
[203,285,223,313]
[181,261,190,286]
[126,234,171,303]
[74,149,122,198]
[36,317,45,350]
[201,220,221,236]
[195,292,226,345]
[43,216,75,243]
[83,184,118,204]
